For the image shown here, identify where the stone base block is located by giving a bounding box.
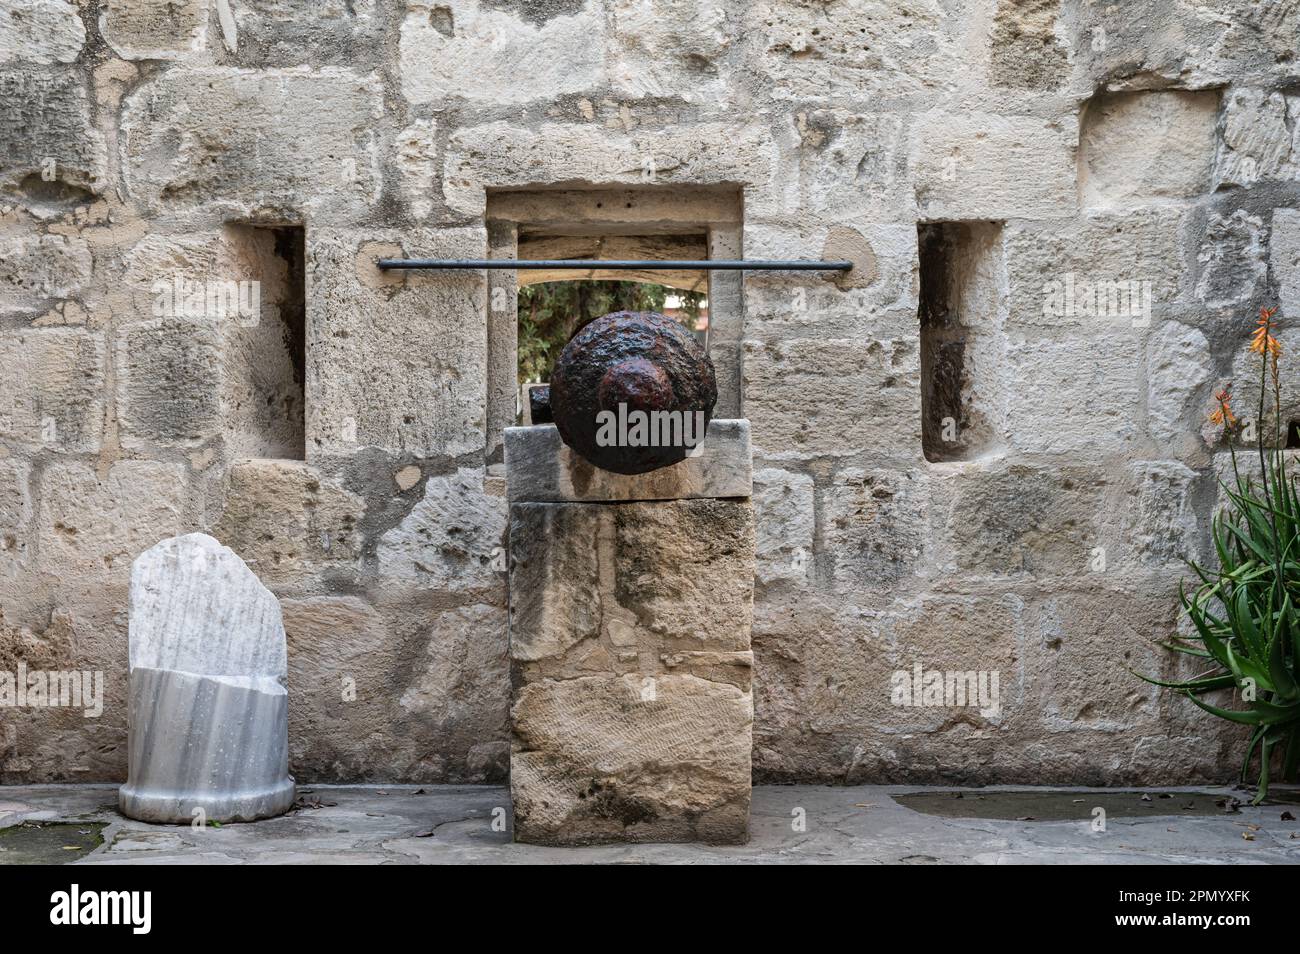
[512,673,751,845]
[508,495,754,846]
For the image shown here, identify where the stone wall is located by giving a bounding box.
[1,0,1297,786]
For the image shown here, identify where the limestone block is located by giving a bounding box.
[1228,329,1300,436]
[282,594,507,782]
[38,461,189,575]
[606,0,737,101]
[509,498,753,667]
[1195,210,1267,309]
[508,504,602,664]
[823,467,926,589]
[395,119,438,220]
[0,328,104,451]
[750,594,897,781]
[376,467,506,593]
[1004,208,1186,328]
[754,592,1026,769]
[1274,208,1300,319]
[1025,587,1171,732]
[504,421,752,504]
[221,0,379,67]
[307,228,486,458]
[940,461,1105,579]
[0,458,32,570]
[282,594,391,775]
[119,533,294,823]
[394,602,509,762]
[1079,90,1218,206]
[119,227,306,457]
[1214,88,1299,188]
[742,221,916,338]
[1117,461,1200,569]
[0,0,85,64]
[1146,322,1211,448]
[744,337,920,460]
[120,67,382,219]
[889,593,1024,710]
[0,232,92,315]
[102,0,210,60]
[752,467,814,585]
[213,459,363,585]
[782,111,908,220]
[0,68,106,195]
[443,120,775,218]
[742,0,964,102]
[511,673,751,845]
[400,0,604,106]
[117,317,223,448]
[612,499,755,653]
[1068,1,1298,94]
[1003,334,1141,454]
[989,0,1067,90]
[910,110,1076,220]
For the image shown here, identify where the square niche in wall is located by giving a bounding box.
[483,187,744,465]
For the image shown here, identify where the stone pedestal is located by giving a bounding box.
[505,421,754,845]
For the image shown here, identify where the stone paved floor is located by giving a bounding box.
[2,784,1298,864]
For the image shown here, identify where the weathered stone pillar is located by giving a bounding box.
[505,421,755,845]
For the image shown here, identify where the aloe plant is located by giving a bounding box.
[1140,307,1300,804]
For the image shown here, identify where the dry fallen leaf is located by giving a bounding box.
[1243,831,1256,841]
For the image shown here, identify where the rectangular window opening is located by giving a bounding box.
[483,187,743,463]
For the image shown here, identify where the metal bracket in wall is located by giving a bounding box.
[376,258,853,272]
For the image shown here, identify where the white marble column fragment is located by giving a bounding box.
[119,533,295,823]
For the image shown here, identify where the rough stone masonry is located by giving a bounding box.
[0,1,1297,789]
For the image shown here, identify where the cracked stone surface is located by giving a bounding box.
[2,784,1298,865]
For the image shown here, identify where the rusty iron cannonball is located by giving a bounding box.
[549,311,717,475]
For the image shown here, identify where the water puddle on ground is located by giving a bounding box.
[0,821,106,863]
[893,791,1248,820]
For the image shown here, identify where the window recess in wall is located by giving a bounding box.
[917,220,1007,463]
[480,187,747,465]
[222,222,307,461]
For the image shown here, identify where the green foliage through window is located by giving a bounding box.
[517,280,704,386]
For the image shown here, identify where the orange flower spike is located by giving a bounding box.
[1209,388,1237,426]
[1251,306,1281,358]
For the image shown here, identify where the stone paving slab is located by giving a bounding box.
[1,785,1298,865]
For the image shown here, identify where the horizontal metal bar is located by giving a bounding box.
[376,258,853,272]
